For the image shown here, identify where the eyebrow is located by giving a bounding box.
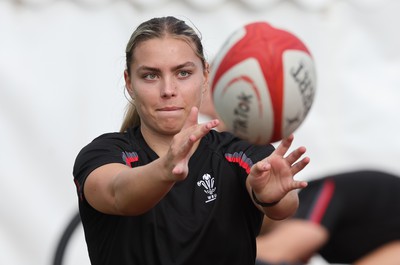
[172,62,196,72]
[136,61,197,73]
[136,66,160,74]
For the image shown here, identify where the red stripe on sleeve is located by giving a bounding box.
[309,179,335,223]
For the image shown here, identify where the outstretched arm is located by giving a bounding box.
[247,134,309,220]
[84,107,220,216]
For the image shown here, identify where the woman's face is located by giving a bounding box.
[125,37,208,136]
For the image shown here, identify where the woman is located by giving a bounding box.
[73,16,309,265]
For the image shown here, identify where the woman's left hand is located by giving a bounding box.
[248,134,309,205]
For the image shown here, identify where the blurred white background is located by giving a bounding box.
[1,0,400,264]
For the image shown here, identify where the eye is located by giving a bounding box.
[143,73,158,80]
[178,70,191,78]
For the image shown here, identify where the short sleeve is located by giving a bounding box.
[219,131,275,175]
[73,132,132,201]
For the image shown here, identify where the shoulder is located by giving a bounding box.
[80,130,136,153]
[86,126,144,148]
[92,131,131,144]
[73,131,135,176]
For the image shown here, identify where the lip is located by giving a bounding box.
[157,106,183,111]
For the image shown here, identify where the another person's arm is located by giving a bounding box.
[257,219,329,263]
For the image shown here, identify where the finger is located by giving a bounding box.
[182,107,199,130]
[274,134,294,157]
[285,146,307,165]
[290,156,310,175]
[171,160,190,181]
[290,180,308,190]
[204,119,220,130]
[188,119,220,142]
[172,161,186,175]
[250,160,271,178]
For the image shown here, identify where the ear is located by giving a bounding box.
[124,70,135,98]
[202,62,210,95]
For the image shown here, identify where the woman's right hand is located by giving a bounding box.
[165,106,219,181]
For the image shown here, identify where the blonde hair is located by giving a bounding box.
[120,16,207,132]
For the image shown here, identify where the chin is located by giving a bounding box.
[159,122,184,134]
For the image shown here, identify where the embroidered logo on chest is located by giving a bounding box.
[197,173,217,203]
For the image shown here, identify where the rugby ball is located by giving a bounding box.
[210,22,316,144]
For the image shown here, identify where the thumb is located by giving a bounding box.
[248,161,271,191]
[182,107,199,130]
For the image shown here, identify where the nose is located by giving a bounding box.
[160,77,177,98]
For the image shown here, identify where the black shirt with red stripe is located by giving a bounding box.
[73,126,274,265]
[295,170,400,264]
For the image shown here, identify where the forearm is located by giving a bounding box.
[112,157,176,216]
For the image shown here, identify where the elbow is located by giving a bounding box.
[114,196,151,216]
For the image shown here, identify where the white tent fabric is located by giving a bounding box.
[1,0,400,264]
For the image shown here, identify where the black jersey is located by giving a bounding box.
[295,170,400,264]
[73,127,274,265]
